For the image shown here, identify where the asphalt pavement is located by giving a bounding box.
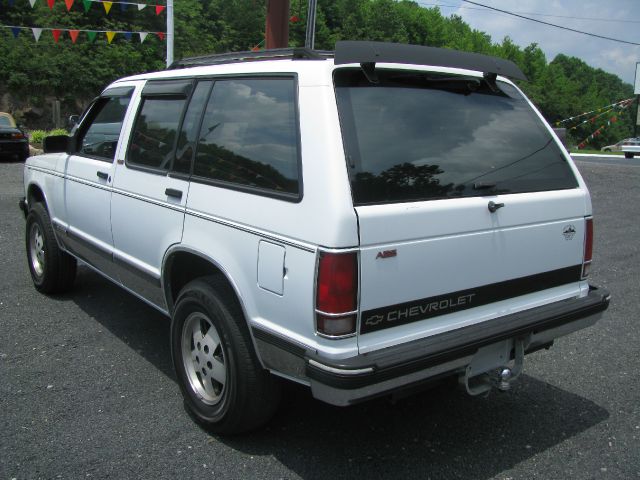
[1,156,638,479]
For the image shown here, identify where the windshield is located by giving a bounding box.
[335,69,578,205]
[0,115,15,127]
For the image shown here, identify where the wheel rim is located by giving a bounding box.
[29,223,45,279]
[181,312,227,405]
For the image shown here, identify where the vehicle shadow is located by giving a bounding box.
[67,267,608,480]
[69,266,175,380]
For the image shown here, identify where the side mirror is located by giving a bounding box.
[68,115,80,128]
[43,135,70,154]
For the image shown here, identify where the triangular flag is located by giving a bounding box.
[156,31,165,41]
[123,31,132,41]
[11,27,20,39]
[86,30,97,42]
[32,28,42,41]
[106,31,116,44]
[155,5,165,15]
[137,3,146,10]
[138,32,148,43]
[69,30,80,43]
[29,0,37,7]
[103,1,113,14]
[120,2,128,12]
[65,0,74,11]
[9,0,16,7]
[47,0,55,9]
[52,29,62,43]
[82,0,91,12]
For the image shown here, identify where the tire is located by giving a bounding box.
[624,152,634,159]
[171,276,281,434]
[25,202,77,294]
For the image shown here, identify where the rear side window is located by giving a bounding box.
[127,97,187,171]
[193,78,300,198]
[335,69,578,205]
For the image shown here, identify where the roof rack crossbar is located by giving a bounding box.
[169,47,332,70]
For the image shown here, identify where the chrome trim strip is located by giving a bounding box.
[112,187,186,213]
[66,174,112,192]
[26,165,65,179]
[185,208,316,253]
[308,359,373,376]
[315,309,358,317]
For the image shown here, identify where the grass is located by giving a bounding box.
[28,129,68,149]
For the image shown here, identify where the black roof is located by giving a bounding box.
[169,41,527,81]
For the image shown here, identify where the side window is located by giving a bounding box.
[193,78,300,197]
[127,96,188,171]
[173,81,213,175]
[78,93,131,162]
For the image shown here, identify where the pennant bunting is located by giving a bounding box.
[52,29,61,43]
[32,27,42,42]
[137,3,146,10]
[139,31,148,43]
[47,0,55,10]
[123,31,132,41]
[106,31,116,44]
[82,0,91,12]
[69,29,80,43]
[103,1,113,14]
[155,5,165,15]
[9,0,16,7]
[65,0,74,11]
[29,0,37,7]
[2,25,162,46]
[156,31,165,41]
[120,2,127,12]
[86,30,97,42]
[11,27,20,38]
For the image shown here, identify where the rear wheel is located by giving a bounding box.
[25,202,77,294]
[624,152,634,159]
[171,276,280,434]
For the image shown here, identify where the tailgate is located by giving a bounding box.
[356,189,589,352]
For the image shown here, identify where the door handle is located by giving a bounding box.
[165,188,183,199]
[96,171,109,181]
[488,201,505,213]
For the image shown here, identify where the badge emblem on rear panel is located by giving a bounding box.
[376,249,397,259]
[562,225,576,240]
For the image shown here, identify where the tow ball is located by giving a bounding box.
[460,338,526,396]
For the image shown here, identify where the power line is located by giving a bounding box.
[459,0,640,46]
[419,1,640,25]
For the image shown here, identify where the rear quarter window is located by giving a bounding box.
[335,69,578,205]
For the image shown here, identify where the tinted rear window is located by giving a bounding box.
[335,69,578,205]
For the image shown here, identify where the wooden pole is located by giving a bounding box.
[266,0,290,49]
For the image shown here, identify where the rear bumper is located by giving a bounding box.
[254,285,610,406]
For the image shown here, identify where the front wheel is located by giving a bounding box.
[25,203,77,294]
[171,276,281,434]
[624,152,634,159]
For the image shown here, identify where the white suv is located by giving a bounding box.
[20,42,610,433]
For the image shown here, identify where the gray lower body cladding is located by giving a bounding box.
[254,286,610,405]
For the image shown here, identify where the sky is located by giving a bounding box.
[417,0,640,87]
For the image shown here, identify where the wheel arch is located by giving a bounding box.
[26,182,48,211]
[161,245,266,365]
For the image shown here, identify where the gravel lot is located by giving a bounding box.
[1,158,638,479]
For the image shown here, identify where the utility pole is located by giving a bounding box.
[166,0,174,67]
[305,0,317,49]
[266,0,290,49]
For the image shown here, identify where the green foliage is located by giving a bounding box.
[29,128,68,146]
[0,0,635,147]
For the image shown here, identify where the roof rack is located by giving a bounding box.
[168,47,332,70]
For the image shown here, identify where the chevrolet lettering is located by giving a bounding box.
[20,41,610,434]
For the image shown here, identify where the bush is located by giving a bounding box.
[29,129,68,146]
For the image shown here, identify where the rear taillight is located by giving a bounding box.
[315,251,358,337]
[582,217,593,278]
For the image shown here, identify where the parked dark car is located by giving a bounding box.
[0,112,30,162]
